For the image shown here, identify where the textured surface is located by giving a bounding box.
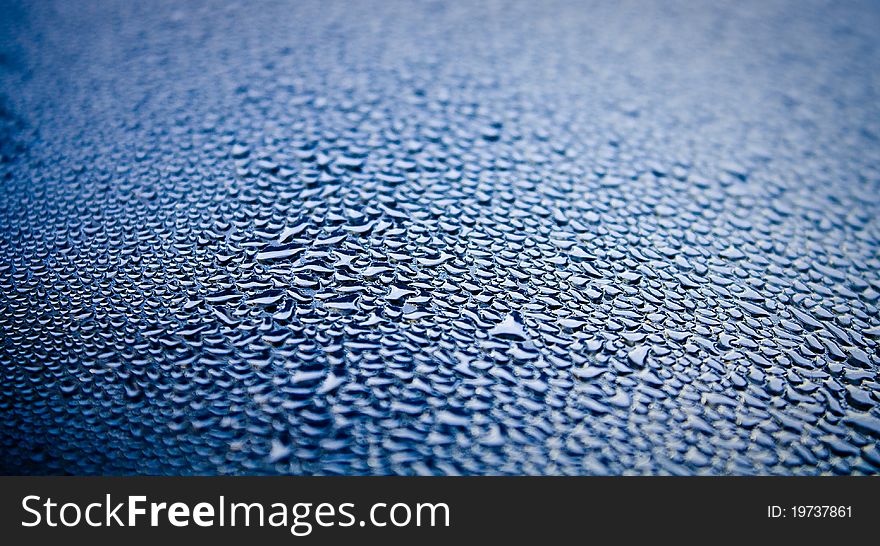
[1,0,880,475]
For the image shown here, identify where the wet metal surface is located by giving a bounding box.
[1,0,879,475]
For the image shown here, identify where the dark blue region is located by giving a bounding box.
[0,0,879,475]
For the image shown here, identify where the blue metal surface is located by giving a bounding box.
[1,0,879,475]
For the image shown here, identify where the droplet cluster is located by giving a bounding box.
[1,0,879,474]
